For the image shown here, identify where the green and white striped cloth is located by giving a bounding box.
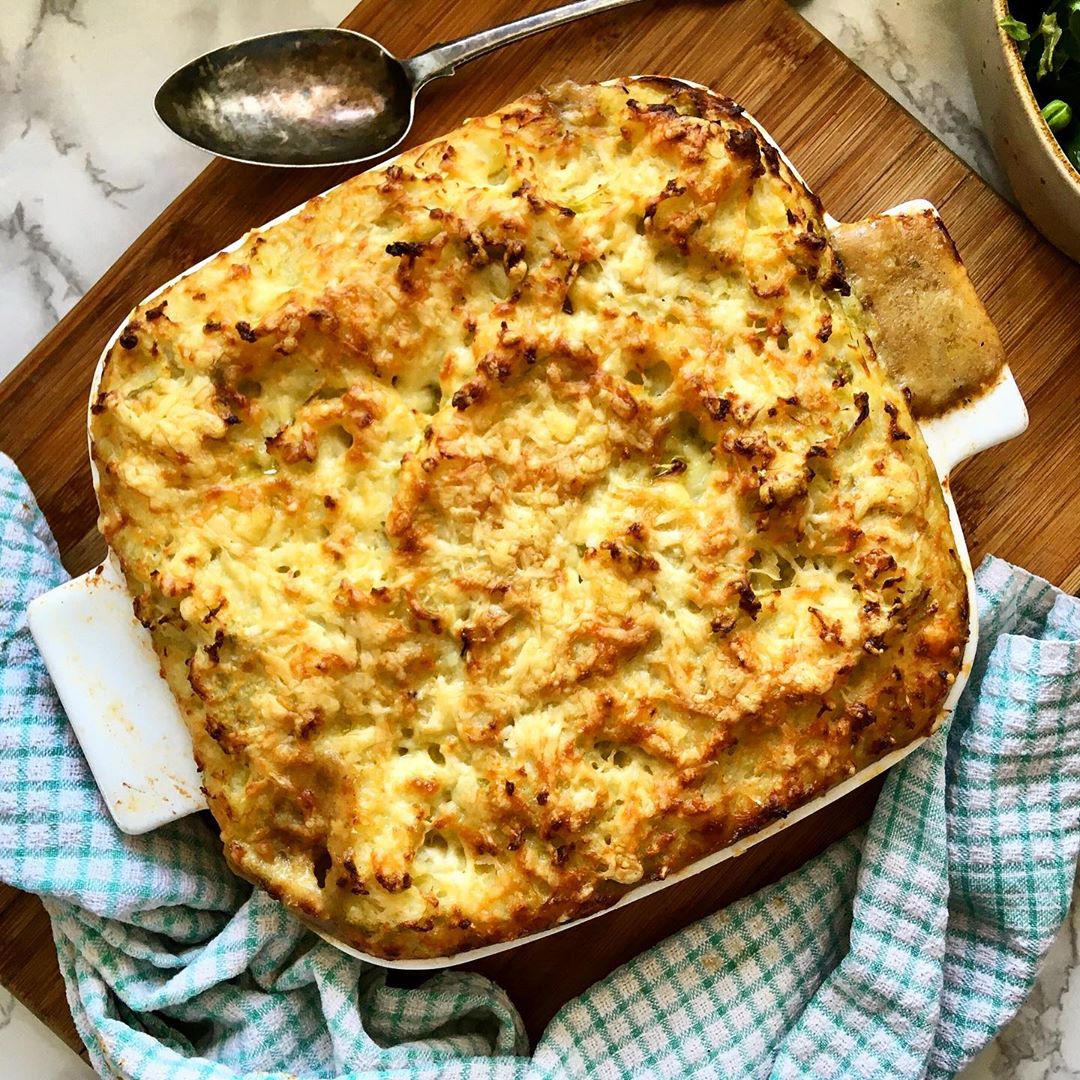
[2,450,1079,1080]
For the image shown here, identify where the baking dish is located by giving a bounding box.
[28,81,1028,969]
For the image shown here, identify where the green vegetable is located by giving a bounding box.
[1037,12,1063,77]
[1002,1,1080,178]
[1042,98,1074,128]
[1000,14,1032,40]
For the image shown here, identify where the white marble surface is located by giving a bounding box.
[0,0,350,384]
[0,2,1074,1078]
[791,0,1009,196]
[0,987,95,1079]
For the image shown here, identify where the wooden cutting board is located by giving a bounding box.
[2,0,1079,1056]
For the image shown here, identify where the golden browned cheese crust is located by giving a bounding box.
[91,79,968,959]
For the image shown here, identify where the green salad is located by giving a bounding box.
[1000,0,1080,171]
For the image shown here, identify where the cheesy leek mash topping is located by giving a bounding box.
[92,79,967,958]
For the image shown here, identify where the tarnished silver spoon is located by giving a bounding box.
[155,0,647,168]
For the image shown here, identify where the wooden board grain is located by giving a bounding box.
[2,0,1079,1051]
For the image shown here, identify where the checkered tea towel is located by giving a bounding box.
[2,451,1079,1080]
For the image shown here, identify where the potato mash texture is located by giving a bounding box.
[91,79,968,958]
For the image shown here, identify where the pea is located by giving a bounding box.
[1042,99,1073,131]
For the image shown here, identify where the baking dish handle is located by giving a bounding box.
[27,555,205,835]
[918,364,1029,479]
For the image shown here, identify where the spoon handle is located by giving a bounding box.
[402,0,648,87]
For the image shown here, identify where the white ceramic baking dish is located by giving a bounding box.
[27,80,1028,969]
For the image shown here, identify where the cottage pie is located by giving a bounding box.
[91,78,968,959]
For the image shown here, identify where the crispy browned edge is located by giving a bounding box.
[830,209,1007,417]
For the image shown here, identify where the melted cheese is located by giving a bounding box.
[91,79,967,959]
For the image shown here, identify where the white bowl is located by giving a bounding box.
[963,0,1080,261]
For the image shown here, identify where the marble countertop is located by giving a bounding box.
[0,2,1075,1077]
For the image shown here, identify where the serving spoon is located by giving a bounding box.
[155,0,647,168]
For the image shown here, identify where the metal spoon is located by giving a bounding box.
[155,0,647,168]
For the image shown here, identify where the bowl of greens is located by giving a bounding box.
[963,0,1080,261]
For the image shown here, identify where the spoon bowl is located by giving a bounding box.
[155,29,415,168]
[155,0,647,168]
